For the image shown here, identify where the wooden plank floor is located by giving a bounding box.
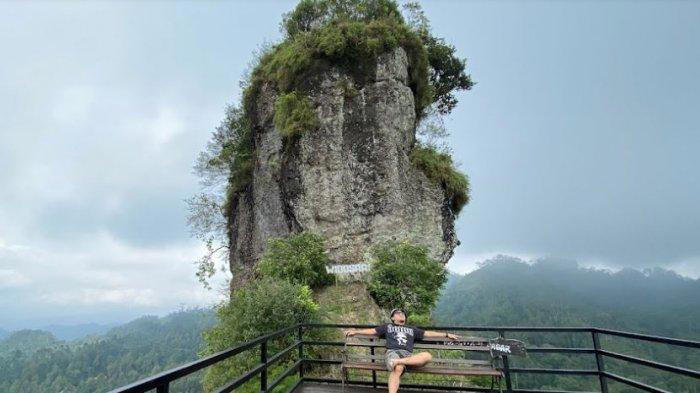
[293,381,481,393]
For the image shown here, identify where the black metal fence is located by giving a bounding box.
[108,324,700,393]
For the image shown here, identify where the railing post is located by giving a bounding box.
[370,338,377,388]
[592,329,609,393]
[261,341,268,392]
[156,382,169,393]
[498,330,513,393]
[298,325,304,379]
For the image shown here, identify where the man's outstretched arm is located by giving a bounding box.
[344,328,379,337]
[422,330,461,340]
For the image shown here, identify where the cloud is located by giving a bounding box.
[0,1,257,328]
[0,233,228,329]
[0,269,31,289]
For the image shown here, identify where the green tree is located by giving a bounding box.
[201,278,320,392]
[367,241,447,315]
[256,232,334,289]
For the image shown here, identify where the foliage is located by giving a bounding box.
[0,309,216,393]
[367,241,447,315]
[256,232,334,289]
[410,144,470,214]
[187,105,253,288]
[282,0,403,38]
[0,330,58,355]
[201,278,320,392]
[435,256,700,392]
[422,34,474,115]
[403,1,473,115]
[274,92,318,138]
[406,313,432,326]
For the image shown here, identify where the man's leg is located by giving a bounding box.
[388,364,405,393]
[394,352,432,367]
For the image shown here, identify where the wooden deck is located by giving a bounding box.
[293,381,486,393]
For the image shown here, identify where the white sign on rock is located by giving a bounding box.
[326,263,370,274]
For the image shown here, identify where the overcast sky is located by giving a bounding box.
[1,1,698,330]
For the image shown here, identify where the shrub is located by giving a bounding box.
[423,34,474,115]
[201,278,319,392]
[410,144,470,214]
[260,17,432,118]
[282,0,404,38]
[367,241,447,315]
[256,232,334,289]
[273,92,318,138]
[406,313,432,326]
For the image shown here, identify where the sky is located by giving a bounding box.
[1,1,698,330]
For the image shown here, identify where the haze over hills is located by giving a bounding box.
[435,255,700,339]
[0,308,215,393]
[39,322,119,341]
[434,256,700,392]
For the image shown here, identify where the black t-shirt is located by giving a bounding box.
[374,323,425,352]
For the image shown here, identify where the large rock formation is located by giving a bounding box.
[228,48,458,289]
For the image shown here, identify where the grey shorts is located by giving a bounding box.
[385,349,412,372]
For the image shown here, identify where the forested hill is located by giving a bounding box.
[435,256,699,392]
[435,255,699,338]
[0,309,215,393]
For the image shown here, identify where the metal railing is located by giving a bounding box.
[108,324,700,393]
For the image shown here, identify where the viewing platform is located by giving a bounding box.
[109,323,700,393]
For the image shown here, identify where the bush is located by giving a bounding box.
[273,92,318,138]
[258,16,432,118]
[282,0,404,38]
[410,144,470,214]
[423,34,474,115]
[256,232,334,289]
[201,278,319,392]
[406,313,432,326]
[367,241,447,315]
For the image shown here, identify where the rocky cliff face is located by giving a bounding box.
[228,48,458,289]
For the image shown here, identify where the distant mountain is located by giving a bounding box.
[41,322,118,341]
[435,256,700,392]
[437,255,700,338]
[0,329,59,355]
[0,328,8,341]
[0,308,215,393]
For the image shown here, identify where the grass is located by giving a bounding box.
[410,145,470,215]
[251,17,432,119]
[274,92,318,138]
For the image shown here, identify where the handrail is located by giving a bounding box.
[304,323,592,332]
[108,323,699,393]
[593,327,700,348]
[107,324,301,393]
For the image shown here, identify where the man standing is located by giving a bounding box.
[344,309,461,393]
